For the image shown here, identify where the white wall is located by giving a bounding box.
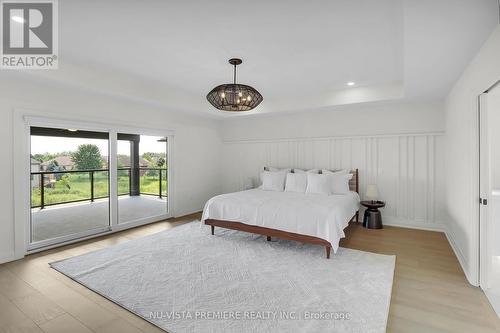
[0,74,222,264]
[445,26,500,286]
[221,102,448,231]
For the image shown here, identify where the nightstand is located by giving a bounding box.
[361,201,385,229]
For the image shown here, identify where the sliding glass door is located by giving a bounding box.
[28,124,171,250]
[30,127,110,248]
[117,133,168,225]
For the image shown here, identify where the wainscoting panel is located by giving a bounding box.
[222,133,447,231]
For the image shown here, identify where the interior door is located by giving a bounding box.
[479,92,491,288]
[479,83,500,315]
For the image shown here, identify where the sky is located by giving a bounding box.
[31,135,166,156]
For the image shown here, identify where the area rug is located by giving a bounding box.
[50,221,395,333]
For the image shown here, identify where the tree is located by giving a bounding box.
[33,151,73,163]
[58,174,71,190]
[142,152,154,162]
[46,160,65,180]
[71,144,103,170]
[46,160,60,171]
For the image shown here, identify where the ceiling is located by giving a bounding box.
[23,0,499,118]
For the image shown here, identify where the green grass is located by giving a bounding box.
[31,170,167,207]
[139,170,167,196]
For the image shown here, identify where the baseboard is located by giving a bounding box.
[444,225,478,286]
[379,216,478,287]
[174,209,202,219]
[382,216,447,232]
[484,290,500,318]
[0,251,16,265]
[1,210,204,265]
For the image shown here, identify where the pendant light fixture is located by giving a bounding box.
[206,58,263,112]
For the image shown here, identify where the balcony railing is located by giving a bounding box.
[31,167,167,209]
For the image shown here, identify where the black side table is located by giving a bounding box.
[361,201,385,229]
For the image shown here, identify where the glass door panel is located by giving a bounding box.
[30,127,110,248]
[117,133,168,224]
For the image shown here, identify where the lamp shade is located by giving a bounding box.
[207,84,263,112]
[365,184,379,200]
[206,58,263,112]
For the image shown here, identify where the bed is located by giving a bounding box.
[202,169,360,258]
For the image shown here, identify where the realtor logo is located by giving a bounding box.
[1,0,58,69]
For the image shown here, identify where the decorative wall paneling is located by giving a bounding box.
[222,133,447,231]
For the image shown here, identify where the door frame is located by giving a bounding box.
[13,110,175,257]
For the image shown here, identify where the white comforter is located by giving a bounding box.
[201,189,360,253]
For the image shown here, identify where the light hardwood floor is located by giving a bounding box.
[0,213,499,333]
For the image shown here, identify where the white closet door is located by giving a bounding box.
[487,85,500,291]
[480,83,500,316]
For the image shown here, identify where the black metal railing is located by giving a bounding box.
[31,167,167,209]
[137,167,166,199]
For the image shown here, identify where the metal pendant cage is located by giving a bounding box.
[207,58,263,112]
[206,83,263,112]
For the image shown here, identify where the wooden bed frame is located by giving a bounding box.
[205,169,359,259]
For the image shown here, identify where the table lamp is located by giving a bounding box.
[365,184,379,203]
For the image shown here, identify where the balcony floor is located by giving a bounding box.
[31,195,168,243]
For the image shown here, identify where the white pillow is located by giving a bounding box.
[330,173,353,194]
[293,168,319,174]
[305,174,331,195]
[285,173,307,193]
[265,167,291,173]
[260,168,290,186]
[321,169,348,175]
[261,171,287,191]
